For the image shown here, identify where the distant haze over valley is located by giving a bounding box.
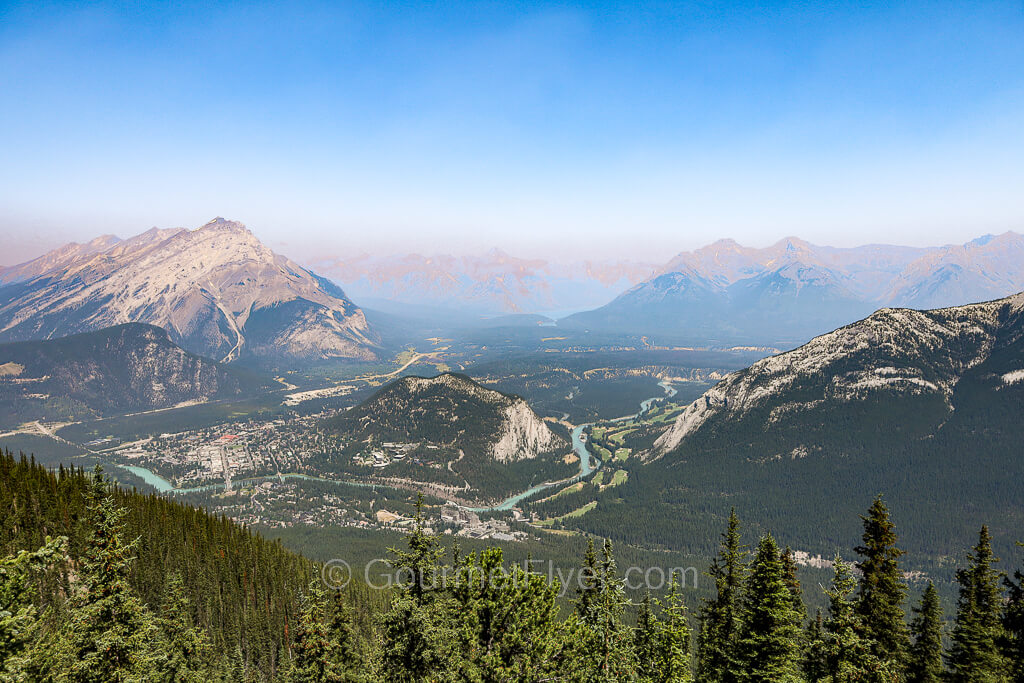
[3,218,1023,348]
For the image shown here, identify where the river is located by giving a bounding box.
[116,380,678,512]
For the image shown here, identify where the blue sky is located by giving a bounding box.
[1,0,1023,264]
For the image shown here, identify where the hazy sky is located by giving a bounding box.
[2,1,1023,266]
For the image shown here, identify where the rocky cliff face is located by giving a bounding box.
[654,291,1024,454]
[0,323,275,426]
[328,372,565,462]
[0,218,377,363]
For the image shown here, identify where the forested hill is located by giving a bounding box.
[0,323,275,427]
[568,291,1024,564]
[0,450,377,680]
[321,372,575,500]
[325,372,566,462]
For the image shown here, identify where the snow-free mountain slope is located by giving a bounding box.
[0,323,274,427]
[322,372,574,502]
[327,372,564,463]
[560,292,1024,563]
[883,232,1024,309]
[655,291,1024,454]
[0,218,377,363]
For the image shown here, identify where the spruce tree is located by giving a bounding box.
[697,508,747,683]
[803,609,828,682]
[947,526,1009,682]
[736,534,803,682]
[0,536,67,677]
[155,572,211,682]
[824,557,876,681]
[291,579,333,682]
[855,495,910,673]
[907,581,944,683]
[780,546,806,625]
[571,539,637,681]
[53,466,158,682]
[654,577,692,682]
[377,496,460,682]
[325,587,363,682]
[634,593,659,681]
[1004,554,1024,682]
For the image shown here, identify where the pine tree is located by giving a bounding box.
[654,577,692,682]
[697,508,747,683]
[452,546,562,680]
[571,538,637,681]
[803,609,828,682]
[377,496,460,682]
[1004,551,1024,682]
[53,466,158,682]
[0,536,67,677]
[155,572,211,682]
[855,496,910,673]
[947,526,1009,682]
[907,582,943,683]
[824,557,876,682]
[736,534,803,682]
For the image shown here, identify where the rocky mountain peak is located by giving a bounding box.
[653,290,1024,455]
[0,218,377,363]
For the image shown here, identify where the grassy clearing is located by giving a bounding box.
[537,501,598,526]
[609,469,628,487]
[536,481,584,504]
[607,428,636,445]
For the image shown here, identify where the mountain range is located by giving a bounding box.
[4,221,1023,359]
[564,291,1024,560]
[0,218,378,363]
[562,232,1024,344]
[313,249,655,317]
[0,323,274,428]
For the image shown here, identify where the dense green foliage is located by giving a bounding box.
[0,450,319,679]
[4,453,1024,681]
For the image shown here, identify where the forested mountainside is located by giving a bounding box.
[4,457,1023,681]
[0,451,345,679]
[0,218,378,363]
[0,324,275,428]
[321,373,575,500]
[560,292,1024,564]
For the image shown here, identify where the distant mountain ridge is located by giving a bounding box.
[562,232,1024,345]
[0,218,378,363]
[314,249,656,316]
[0,323,274,427]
